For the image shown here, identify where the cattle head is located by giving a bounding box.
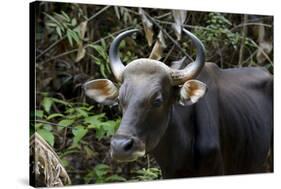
[83,29,207,162]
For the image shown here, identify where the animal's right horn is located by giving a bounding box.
[109,29,140,82]
[170,29,206,85]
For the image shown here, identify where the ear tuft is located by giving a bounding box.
[83,79,118,105]
[179,80,207,105]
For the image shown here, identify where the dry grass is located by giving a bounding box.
[30,133,71,187]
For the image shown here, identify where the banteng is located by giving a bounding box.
[83,29,273,178]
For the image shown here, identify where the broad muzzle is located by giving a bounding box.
[110,134,145,162]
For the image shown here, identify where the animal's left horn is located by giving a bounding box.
[170,29,206,85]
[109,29,140,82]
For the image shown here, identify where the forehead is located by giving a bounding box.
[123,59,171,82]
[121,59,172,95]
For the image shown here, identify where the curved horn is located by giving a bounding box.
[170,28,206,85]
[109,29,140,81]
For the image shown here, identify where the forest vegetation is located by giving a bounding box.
[30,2,273,186]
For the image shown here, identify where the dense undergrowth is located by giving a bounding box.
[32,2,273,185]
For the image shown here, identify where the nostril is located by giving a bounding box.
[123,138,134,151]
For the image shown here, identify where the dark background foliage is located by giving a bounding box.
[32,1,273,185]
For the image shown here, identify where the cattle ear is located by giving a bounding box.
[83,79,119,105]
[178,80,207,105]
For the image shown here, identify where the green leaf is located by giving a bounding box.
[42,97,53,113]
[37,128,55,146]
[44,13,61,27]
[47,113,64,120]
[79,105,93,112]
[86,106,94,111]
[65,114,81,120]
[95,127,105,140]
[94,164,110,177]
[84,170,95,184]
[46,22,57,27]
[72,125,88,145]
[65,107,75,114]
[100,63,106,78]
[89,118,120,140]
[67,29,73,47]
[101,39,107,49]
[56,26,62,38]
[75,107,88,117]
[61,11,70,22]
[85,114,105,128]
[105,61,112,74]
[105,175,126,182]
[58,119,74,128]
[94,57,102,65]
[134,168,161,180]
[84,145,95,159]
[71,18,77,26]
[61,158,69,167]
[43,124,52,131]
[88,44,107,60]
[85,115,120,140]
[35,123,43,130]
[54,12,67,22]
[71,30,80,44]
[35,110,44,118]
[59,147,81,158]
[101,120,119,137]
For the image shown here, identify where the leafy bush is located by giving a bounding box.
[194,13,254,51]
[45,11,81,47]
[133,168,162,181]
[34,93,160,184]
[33,2,272,185]
[35,95,120,146]
[34,94,124,183]
[84,164,126,183]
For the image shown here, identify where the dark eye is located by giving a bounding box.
[152,98,163,107]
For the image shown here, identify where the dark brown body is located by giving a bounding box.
[152,63,273,178]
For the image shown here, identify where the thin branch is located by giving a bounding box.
[36,36,67,60]
[163,43,176,63]
[36,6,111,60]
[122,7,140,16]
[35,120,77,129]
[85,5,111,22]
[231,23,272,32]
[249,38,273,65]
[120,7,171,19]
[156,12,172,19]
[157,17,273,66]
[218,44,224,68]
[238,15,248,67]
[243,49,258,67]
[85,25,137,47]
[156,19,217,32]
[157,19,272,35]
[38,25,138,64]
[40,49,78,64]
[142,10,193,62]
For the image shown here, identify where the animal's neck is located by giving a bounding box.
[151,105,196,178]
